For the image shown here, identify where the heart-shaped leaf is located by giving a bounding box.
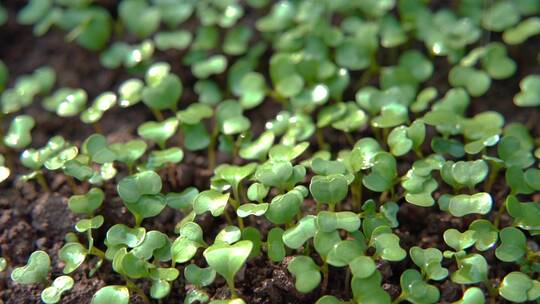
[68,188,104,215]
[193,190,230,217]
[287,256,321,293]
[400,269,440,304]
[11,250,50,284]
[310,174,348,205]
[203,240,253,287]
[41,275,74,304]
[91,286,129,304]
[495,227,526,262]
[449,193,492,217]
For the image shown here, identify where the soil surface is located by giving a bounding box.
[0,1,539,304]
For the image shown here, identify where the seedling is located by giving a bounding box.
[203,240,253,298]
[5,1,540,303]
[41,275,74,304]
[11,250,50,285]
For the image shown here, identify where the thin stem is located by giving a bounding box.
[321,261,329,293]
[391,294,405,304]
[227,279,238,299]
[36,171,50,192]
[65,175,80,194]
[231,187,245,229]
[125,276,150,304]
[316,201,322,214]
[484,163,500,193]
[223,208,234,225]
[134,214,143,228]
[86,229,94,252]
[344,132,355,146]
[207,125,218,171]
[493,195,508,228]
[316,128,327,150]
[88,246,106,259]
[151,108,164,121]
[351,173,363,211]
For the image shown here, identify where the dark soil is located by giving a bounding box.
[0,1,539,304]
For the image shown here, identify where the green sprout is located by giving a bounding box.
[11,250,51,285]
[203,240,253,298]
[41,275,74,304]
[4,1,540,303]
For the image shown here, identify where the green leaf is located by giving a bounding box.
[309,174,348,205]
[283,216,317,249]
[495,227,526,262]
[505,195,540,231]
[117,170,162,203]
[83,134,116,164]
[327,240,365,268]
[11,250,50,284]
[177,103,213,125]
[68,188,104,215]
[370,226,406,261]
[481,43,516,79]
[119,0,160,38]
[237,203,268,218]
[448,193,492,217]
[498,136,534,168]
[316,295,347,304]
[448,66,491,97]
[514,75,540,107]
[482,1,520,32]
[192,55,228,79]
[146,147,184,169]
[453,287,485,304]
[203,240,253,287]
[75,215,104,233]
[142,74,182,111]
[371,103,408,128]
[255,160,293,189]
[106,224,146,248]
[164,189,196,211]
[351,271,391,304]
[184,264,216,287]
[499,272,540,303]
[316,211,361,232]
[193,190,230,217]
[215,226,242,245]
[451,253,488,284]
[468,220,498,251]
[43,88,87,117]
[4,115,35,150]
[362,152,397,192]
[503,17,540,45]
[239,131,275,161]
[154,30,192,50]
[443,229,476,252]
[267,227,285,262]
[91,286,129,304]
[118,79,144,107]
[287,256,321,293]
[349,256,376,279]
[400,269,440,304]
[41,275,74,304]
[132,230,171,262]
[265,189,303,225]
[137,117,179,148]
[110,140,147,166]
[410,247,448,281]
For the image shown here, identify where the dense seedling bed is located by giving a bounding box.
[0,0,540,303]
